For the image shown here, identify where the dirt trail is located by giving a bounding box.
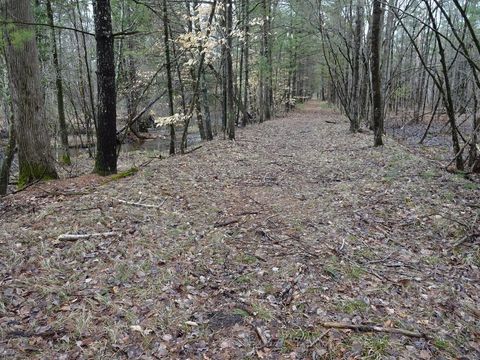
[1,102,479,359]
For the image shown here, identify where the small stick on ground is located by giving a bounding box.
[255,326,269,346]
[57,232,117,241]
[184,145,203,155]
[116,198,166,209]
[214,218,239,228]
[320,321,426,338]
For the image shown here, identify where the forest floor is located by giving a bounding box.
[1,101,479,359]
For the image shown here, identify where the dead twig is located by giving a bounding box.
[319,321,426,338]
[448,233,480,250]
[57,232,117,241]
[184,145,203,155]
[280,265,307,306]
[116,198,166,209]
[214,218,239,228]
[214,212,258,228]
[254,326,269,346]
[38,187,90,197]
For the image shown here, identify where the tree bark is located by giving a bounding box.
[163,0,176,155]
[371,0,384,147]
[242,0,250,126]
[350,0,363,132]
[2,0,58,186]
[225,0,235,139]
[93,0,117,175]
[0,104,15,195]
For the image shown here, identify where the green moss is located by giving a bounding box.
[60,153,72,166]
[109,167,138,181]
[18,163,58,188]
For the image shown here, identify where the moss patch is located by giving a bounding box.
[109,167,139,181]
[18,163,58,188]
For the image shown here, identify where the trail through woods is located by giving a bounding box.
[1,102,479,359]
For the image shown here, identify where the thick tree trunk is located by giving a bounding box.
[2,0,58,186]
[93,0,117,175]
[371,0,384,147]
[46,0,70,165]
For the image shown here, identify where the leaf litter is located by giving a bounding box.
[0,102,479,359]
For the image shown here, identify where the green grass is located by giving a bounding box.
[337,299,368,314]
[420,169,438,179]
[346,265,365,280]
[252,303,273,321]
[464,182,479,190]
[434,338,449,350]
[234,274,252,284]
[237,254,258,265]
[232,308,251,318]
[361,335,390,359]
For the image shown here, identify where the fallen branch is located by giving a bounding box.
[57,232,116,241]
[184,145,203,155]
[320,321,425,338]
[116,198,165,209]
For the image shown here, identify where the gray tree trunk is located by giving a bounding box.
[2,0,58,186]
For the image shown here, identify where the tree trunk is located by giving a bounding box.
[350,0,363,132]
[424,0,463,170]
[242,0,249,127]
[163,0,176,155]
[225,0,235,139]
[201,73,214,140]
[371,0,384,147]
[0,105,15,195]
[93,0,117,175]
[2,0,58,186]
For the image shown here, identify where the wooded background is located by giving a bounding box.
[1,0,479,194]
